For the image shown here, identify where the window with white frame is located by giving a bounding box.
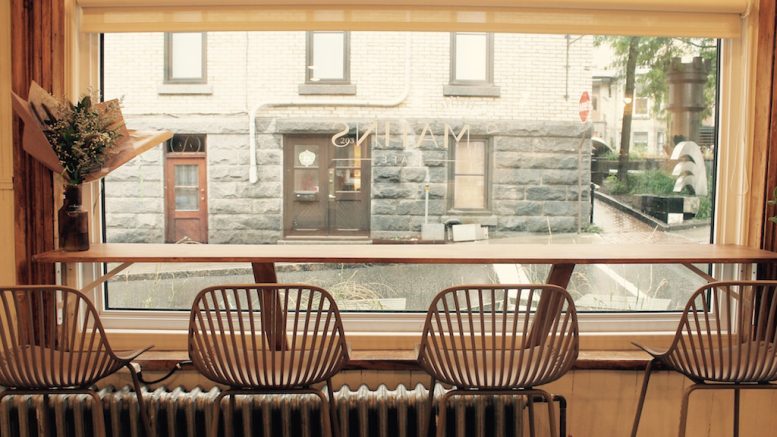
[100,30,721,331]
[164,32,207,83]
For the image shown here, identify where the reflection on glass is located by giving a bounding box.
[455,33,488,81]
[174,165,199,211]
[170,33,203,79]
[311,32,345,81]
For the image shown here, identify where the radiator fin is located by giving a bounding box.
[0,384,527,437]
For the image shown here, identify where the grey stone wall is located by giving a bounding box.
[104,116,591,243]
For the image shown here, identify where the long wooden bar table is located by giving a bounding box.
[34,242,777,349]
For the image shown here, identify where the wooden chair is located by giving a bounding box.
[417,284,579,437]
[188,284,349,437]
[0,285,153,437]
[631,280,777,437]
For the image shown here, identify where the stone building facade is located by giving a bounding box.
[103,31,593,244]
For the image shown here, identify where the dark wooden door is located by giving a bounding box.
[165,156,208,242]
[284,135,370,237]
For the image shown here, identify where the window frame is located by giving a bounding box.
[449,32,494,86]
[447,136,492,213]
[164,32,208,84]
[305,31,351,85]
[83,30,751,337]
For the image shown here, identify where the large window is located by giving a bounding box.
[164,32,207,84]
[102,31,720,330]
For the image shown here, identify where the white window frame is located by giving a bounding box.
[73,29,754,336]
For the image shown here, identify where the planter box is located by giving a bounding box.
[637,195,700,223]
[452,224,488,242]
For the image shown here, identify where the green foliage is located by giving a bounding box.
[593,36,718,119]
[40,95,120,185]
[604,170,675,196]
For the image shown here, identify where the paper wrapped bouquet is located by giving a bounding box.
[11,82,172,182]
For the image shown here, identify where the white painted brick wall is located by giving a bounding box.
[104,31,593,123]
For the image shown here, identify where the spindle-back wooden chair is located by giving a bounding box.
[0,286,153,437]
[418,284,579,437]
[188,284,349,437]
[631,281,777,437]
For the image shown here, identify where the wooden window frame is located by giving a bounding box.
[449,32,494,86]
[305,31,351,85]
[164,32,208,84]
[447,137,492,213]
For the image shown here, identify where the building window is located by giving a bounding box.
[306,31,350,84]
[164,33,207,84]
[633,131,649,154]
[450,138,490,211]
[450,32,493,84]
[445,33,499,97]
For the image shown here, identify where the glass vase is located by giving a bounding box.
[58,184,89,251]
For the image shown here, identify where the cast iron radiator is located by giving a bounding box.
[0,384,531,437]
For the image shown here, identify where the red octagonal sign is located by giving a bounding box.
[579,91,591,123]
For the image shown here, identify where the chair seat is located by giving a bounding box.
[664,340,777,383]
[0,345,119,389]
[192,348,342,388]
[423,346,569,389]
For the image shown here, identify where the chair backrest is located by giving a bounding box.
[0,285,119,389]
[666,280,777,383]
[188,284,349,389]
[418,284,578,389]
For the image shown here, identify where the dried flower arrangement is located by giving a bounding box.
[37,95,121,185]
[11,82,172,250]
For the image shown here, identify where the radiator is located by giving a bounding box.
[0,384,529,437]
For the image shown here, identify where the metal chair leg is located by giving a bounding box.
[631,358,655,437]
[537,391,558,437]
[327,379,341,437]
[312,388,333,437]
[435,390,454,437]
[733,388,740,437]
[424,378,436,437]
[87,390,106,437]
[553,394,567,437]
[527,395,536,437]
[209,391,229,437]
[677,384,698,437]
[127,363,153,437]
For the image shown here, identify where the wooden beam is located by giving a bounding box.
[251,262,286,351]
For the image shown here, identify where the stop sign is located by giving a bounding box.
[579,91,591,123]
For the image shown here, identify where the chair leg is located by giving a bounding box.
[312,388,333,437]
[677,384,698,437]
[209,391,229,437]
[527,395,536,437]
[127,363,153,437]
[553,394,567,437]
[326,379,341,437]
[424,378,436,437]
[733,388,740,437]
[631,358,655,437]
[435,390,454,437]
[87,390,106,437]
[537,391,558,437]
[225,394,236,437]
[40,393,50,437]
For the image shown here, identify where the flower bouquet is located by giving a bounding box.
[11,81,172,250]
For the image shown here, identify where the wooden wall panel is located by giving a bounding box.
[10,0,63,286]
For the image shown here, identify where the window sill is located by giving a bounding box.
[298,83,357,95]
[157,83,213,95]
[443,84,501,97]
[130,349,661,372]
